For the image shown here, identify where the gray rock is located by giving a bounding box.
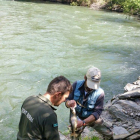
[133,80,140,85]
[118,88,140,99]
[135,98,140,105]
[101,76,140,136]
[135,122,140,128]
[122,124,128,128]
[124,83,139,92]
[113,126,129,135]
[107,104,131,122]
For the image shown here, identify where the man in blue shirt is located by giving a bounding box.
[66,67,113,140]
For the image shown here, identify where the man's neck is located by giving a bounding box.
[44,92,53,104]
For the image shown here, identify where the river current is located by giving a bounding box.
[0,1,140,139]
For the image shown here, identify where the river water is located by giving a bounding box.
[0,0,140,139]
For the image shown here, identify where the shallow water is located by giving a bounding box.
[0,1,140,139]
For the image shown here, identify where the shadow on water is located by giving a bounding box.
[15,0,70,4]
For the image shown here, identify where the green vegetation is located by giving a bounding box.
[82,136,102,140]
[70,0,140,16]
[70,0,90,6]
[107,0,140,15]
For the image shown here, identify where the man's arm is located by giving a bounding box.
[77,114,96,127]
[92,92,104,120]
[65,81,77,108]
[77,92,105,128]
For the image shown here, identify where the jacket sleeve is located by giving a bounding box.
[66,81,77,100]
[92,91,105,120]
[43,112,60,140]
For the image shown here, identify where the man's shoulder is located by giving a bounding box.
[97,88,105,99]
[73,80,84,88]
[24,95,36,101]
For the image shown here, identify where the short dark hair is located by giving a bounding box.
[47,76,72,95]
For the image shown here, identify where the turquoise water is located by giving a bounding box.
[0,1,140,139]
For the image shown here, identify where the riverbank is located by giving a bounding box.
[89,1,140,20]
[69,0,140,20]
[16,0,140,19]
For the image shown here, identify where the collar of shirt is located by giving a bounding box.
[78,80,85,94]
[37,94,57,110]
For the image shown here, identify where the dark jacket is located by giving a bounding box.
[67,80,104,120]
[17,94,60,140]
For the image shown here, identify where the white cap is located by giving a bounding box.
[86,66,101,90]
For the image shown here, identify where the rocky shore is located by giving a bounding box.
[101,76,140,140]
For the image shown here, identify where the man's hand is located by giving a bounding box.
[77,120,84,128]
[66,100,77,108]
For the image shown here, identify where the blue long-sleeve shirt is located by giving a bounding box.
[67,81,105,120]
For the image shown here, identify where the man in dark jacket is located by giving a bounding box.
[66,67,113,140]
[17,76,72,140]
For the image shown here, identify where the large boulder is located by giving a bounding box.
[102,76,140,140]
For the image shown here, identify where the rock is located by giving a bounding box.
[133,80,140,85]
[113,126,129,135]
[101,76,140,139]
[134,98,140,105]
[124,83,140,92]
[118,88,140,99]
[107,104,130,122]
[122,124,128,128]
[135,122,140,129]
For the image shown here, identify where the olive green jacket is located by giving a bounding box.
[17,94,60,140]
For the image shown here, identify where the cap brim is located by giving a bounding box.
[87,79,100,90]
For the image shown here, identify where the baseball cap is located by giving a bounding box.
[86,66,101,90]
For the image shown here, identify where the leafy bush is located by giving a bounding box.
[70,0,90,6]
[70,1,78,5]
[123,0,140,14]
[107,0,140,15]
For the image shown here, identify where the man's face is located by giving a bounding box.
[54,91,70,106]
[85,80,94,93]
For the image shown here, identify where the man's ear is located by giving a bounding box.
[55,92,62,98]
[84,75,86,80]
